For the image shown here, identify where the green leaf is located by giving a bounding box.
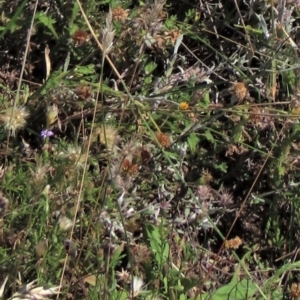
[145,61,157,75]
[35,12,58,39]
[201,278,257,300]
[0,0,27,38]
[187,132,199,154]
[232,123,244,143]
[204,129,214,143]
[70,2,80,30]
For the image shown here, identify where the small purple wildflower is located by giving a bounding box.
[41,129,54,139]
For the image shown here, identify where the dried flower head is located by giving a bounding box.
[75,85,92,100]
[130,244,151,264]
[196,185,212,201]
[249,107,263,125]
[116,268,131,282]
[121,157,139,176]
[229,82,248,103]
[0,106,29,136]
[94,125,119,151]
[219,188,233,206]
[225,236,242,249]
[72,29,88,46]
[290,283,300,299]
[112,7,129,22]
[179,101,189,110]
[165,28,181,44]
[120,138,139,158]
[155,132,171,148]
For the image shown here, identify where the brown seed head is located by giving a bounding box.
[155,132,171,148]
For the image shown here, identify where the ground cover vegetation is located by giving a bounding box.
[1,0,300,299]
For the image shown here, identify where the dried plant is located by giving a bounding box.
[0,278,61,300]
[102,8,115,54]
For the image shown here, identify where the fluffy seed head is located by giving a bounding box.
[94,125,119,151]
[131,276,145,298]
[59,146,87,169]
[58,215,73,231]
[0,106,29,136]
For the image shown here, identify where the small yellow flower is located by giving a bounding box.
[179,102,189,110]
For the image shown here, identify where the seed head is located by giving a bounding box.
[131,276,145,298]
[102,9,115,54]
[58,215,73,231]
[72,29,89,46]
[290,283,300,299]
[94,125,119,151]
[59,146,87,169]
[0,106,29,136]
[46,104,58,127]
[229,82,248,103]
[116,268,130,282]
[155,132,171,148]
[112,7,128,22]
[225,236,242,249]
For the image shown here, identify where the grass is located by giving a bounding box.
[1,0,300,299]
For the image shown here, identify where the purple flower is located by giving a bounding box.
[41,129,54,139]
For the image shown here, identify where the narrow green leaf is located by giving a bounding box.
[0,0,27,39]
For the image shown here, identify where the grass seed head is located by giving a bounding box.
[0,106,29,136]
[102,8,115,54]
[46,103,58,127]
[94,125,119,151]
